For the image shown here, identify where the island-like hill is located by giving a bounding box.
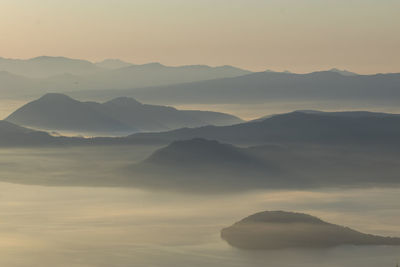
[5,93,242,135]
[126,110,400,146]
[221,211,400,249]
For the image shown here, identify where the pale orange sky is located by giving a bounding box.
[0,0,399,73]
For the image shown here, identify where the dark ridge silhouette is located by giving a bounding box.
[126,110,400,146]
[6,93,242,134]
[221,211,400,249]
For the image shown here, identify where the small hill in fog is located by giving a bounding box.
[143,138,259,167]
[221,211,400,249]
[130,138,276,192]
[6,94,242,135]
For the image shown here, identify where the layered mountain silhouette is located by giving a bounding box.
[90,70,400,105]
[0,56,251,97]
[127,110,400,146]
[6,94,242,134]
[221,211,400,249]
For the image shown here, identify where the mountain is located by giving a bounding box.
[128,138,275,192]
[126,111,400,146]
[95,59,132,69]
[142,138,262,167]
[5,94,243,135]
[6,94,132,134]
[221,211,400,249]
[84,71,400,105]
[124,134,400,193]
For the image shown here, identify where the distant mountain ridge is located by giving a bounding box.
[0,56,251,97]
[126,110,400,146]
[5,94,243,134]
[0,56,101,78]
[85,70,400,105]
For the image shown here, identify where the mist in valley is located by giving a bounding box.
[2,0,400,266]
[0,146,399,266]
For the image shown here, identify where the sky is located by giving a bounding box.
[0,0,399,73]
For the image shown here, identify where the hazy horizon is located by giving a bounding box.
[1,0,399,74]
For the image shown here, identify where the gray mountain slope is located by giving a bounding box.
[0,120,60,146]
[221,211,400,249]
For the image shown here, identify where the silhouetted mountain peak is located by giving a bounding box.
[328,68,358,76]
[38,93,77,103]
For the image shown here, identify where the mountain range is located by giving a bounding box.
[3,109,400,147]
[0,56,251,98]
[1,121,400,190]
